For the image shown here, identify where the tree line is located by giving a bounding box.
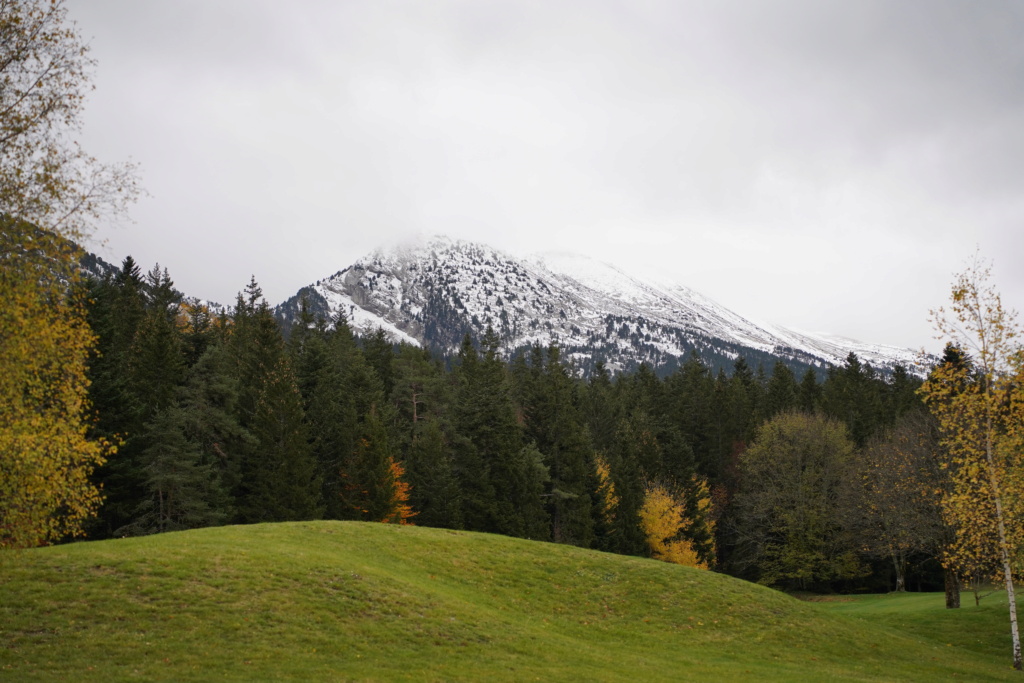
[81,256,954,594]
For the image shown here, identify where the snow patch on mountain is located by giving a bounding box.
[276,236,928,376]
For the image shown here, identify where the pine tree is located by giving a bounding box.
[174,339,251,523]
[336,401,416,525]
[821,353,885,447]
[239,354,321,522]
[798,368,822,413]
[130,265,186,420]
[453,330,543,535]
[665,353,717,482]
[602,418,648,556]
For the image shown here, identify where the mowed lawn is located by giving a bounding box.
[0,522,1017,681]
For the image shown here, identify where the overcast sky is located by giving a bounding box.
[68,1,1024,352]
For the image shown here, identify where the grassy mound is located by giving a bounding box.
[0,522,1016,681]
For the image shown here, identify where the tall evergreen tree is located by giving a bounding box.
[406,418,463,529]
[798,368,822,413]
[229,278,321,522]
[665,353,717,481]
[131,404,229,534]
[603,418,648,556]
[362,327,396,398]
[514,345,594,546]
[764,361,799,419]
[453,329,548,537]
[86,257,149,536]
[821,353,885,447]
[341,407,407,522]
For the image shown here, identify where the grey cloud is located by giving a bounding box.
[68,0,1024,351]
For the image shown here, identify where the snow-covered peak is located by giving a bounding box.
[277,236,928,376]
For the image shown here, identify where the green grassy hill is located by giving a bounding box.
[0,522,1016,681]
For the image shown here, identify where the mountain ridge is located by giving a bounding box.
[274,236,926,377]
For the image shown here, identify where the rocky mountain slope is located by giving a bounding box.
[275,236,925,377]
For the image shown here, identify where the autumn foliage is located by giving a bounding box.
[594,454,619,528]
[639,479,714,570]
[920,254,1024,669]
[0,222,111,548]
[381,458,416,525]
[1,0,136,548]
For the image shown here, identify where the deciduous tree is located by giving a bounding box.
[639,479,714,569]
[0,0,137,548]
[732,411,862,589]
[856,411,944,592]
[920,254,1024,669]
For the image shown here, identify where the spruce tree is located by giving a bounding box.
[229,278,321,522]
[406,419,463,529]
[764,361,799,419]
[175,340,251,522]
[131,404,228,534]
[798,368,822,413]
[453,330,542,535]
[341,408,402,522]
[821,353,886,447]
[665,353,717,482]
[85,257,149,536]
[362,327,396,398]
[604,419,647,556]
[513,345,594,546]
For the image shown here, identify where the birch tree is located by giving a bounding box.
[920,254,1024,670]
[0,0,137,548]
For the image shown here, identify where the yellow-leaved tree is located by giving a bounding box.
[594,453,619,529]
[638,478,715,570]
[919,254,1024,670]
[0,1,137,548]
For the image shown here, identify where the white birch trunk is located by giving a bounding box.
[984,411,1022,670]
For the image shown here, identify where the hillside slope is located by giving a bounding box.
[0,522,1012,681]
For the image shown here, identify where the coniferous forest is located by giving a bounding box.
[81,257,943,595]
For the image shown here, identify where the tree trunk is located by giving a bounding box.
[944,568,960,609]
[994,496,1021,668]
[984,414,1021,669]
[892,553,906,592]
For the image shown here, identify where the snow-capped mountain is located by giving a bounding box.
[275,236,926,377]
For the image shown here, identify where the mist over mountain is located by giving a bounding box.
[274,236,924,377]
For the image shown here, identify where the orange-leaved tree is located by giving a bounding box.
[342,409,416,525]
[919,254,1024,670]
[380,457,416,525]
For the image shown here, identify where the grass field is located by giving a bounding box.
[0,522,1017,681]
